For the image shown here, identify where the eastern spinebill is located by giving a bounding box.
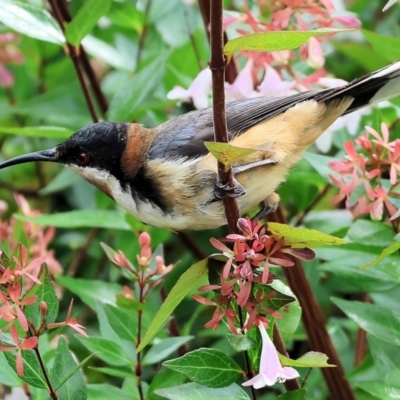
[1,62,400,230]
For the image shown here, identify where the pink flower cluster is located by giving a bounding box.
[102,232,173,299]
[0,33,24,88]
[0,195,62,276]
[0,245,86,376]
[194,217,314,333]
[329,123,400,221]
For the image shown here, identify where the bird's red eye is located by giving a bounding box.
[76,153,90,166]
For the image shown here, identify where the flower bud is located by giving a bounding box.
[139,232,151,248]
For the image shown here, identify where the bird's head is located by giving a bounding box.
[0,122,132,197]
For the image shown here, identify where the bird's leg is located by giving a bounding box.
[213,156,277,200]
[253,192,280,220]
[232,157,277,175]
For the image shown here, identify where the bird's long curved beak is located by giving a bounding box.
[0,148,58,169]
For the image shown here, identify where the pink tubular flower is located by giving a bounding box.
[242,323,299,388]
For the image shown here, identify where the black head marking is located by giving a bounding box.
[56,121,130,180]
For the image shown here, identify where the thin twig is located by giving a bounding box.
[177,232,207,260]
[136,0,153,67]
[184,12,203,71]
[354,293,370,367]
[295,184,330,226]
[136,271,145,400]
[55,1,109,116]
[198,0,237,84]
[48,0,99,122]
[269,206,356,400]
[30,336,57,399]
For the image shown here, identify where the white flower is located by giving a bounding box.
[242,323,299,388]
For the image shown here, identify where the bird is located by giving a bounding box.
[1,62,400,230]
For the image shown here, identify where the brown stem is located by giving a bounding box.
[28,329,57,399]
[48,0,99,123]
[198,0,237,84]
[177,232,207,260]
[209,3,256,400]
[295,184,330,227]
[136,0,152,67]
[184,12,203,71]
[269,206,355,400]
[273,324,302,392]
[55,0,108,116]
[209,1,241,234]
[135,270,145,400]
[354,293,371,367]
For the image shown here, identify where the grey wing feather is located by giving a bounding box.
[147,91,319,160]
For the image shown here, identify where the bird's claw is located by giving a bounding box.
[214,178,246,199]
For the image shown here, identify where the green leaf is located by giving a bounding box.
[24,266,59,329]
[82,35,134,71]
[356,379,400,400]
[155,383,251,400]
[368,335,399,374]
[104,304,137,341]
[272,281,301,341]
[203,142,260,168]
[362,30,400,62]
[116,295,144,311]
[303,152,333,181]
[0,126,73,139]
[76,336,133,366]
[224,29,352,59]
[318,258,398,292]
[279,352,335,368]
[14,210,131,230]
[226,332,255,352]
[163,348,242,388]
[65,0,113,46]
[360,241,400,270]
[108,53,168,121]
[0,353,21,387]
[0,0,65,45]
[89,366,134,379]
[277,389,307,400]
[50,336,87,399]
[253,282,295,311]
[148,368,187,398]
[87,383,134,400]
[268,222,346,248]
[56,276,123,309]
[137,259,208,352]
[143,336,194,365]
[345,220,395,248]
[4,348,48,389]
[332,298,400,347]
[39,169,80,196]
[247,325,262,370]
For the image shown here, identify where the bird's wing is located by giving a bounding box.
[148,61,400,160]
[147,91,318,160]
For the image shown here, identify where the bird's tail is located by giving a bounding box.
[316,61,400,114]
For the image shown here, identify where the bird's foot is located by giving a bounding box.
[214,177,246,199]
[253,193,280,220]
